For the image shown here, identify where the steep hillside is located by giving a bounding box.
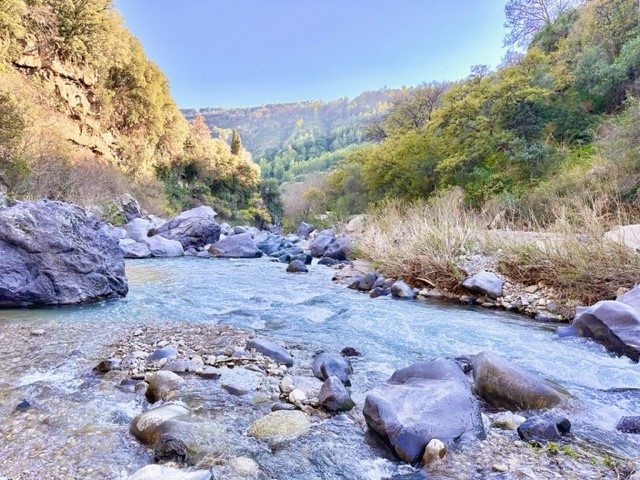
[183,89,405,183]
[0,0,266,222]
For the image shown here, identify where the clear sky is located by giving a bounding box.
[114,1,508,109]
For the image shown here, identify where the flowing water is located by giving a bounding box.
[0,257,639,479]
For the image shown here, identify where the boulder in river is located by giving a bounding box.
[286,260,308,273]
[145,235,184,257]
[557,299,640,362]
[517,413,571,442]
[461,271,504,299]
[390,280,415,300]
[472,351,563,411]
[153,206,220,250]
[323,236,352,261]
[318,376,355,412]
[0,199,128,307]
[297,222,315,240]
[146,371,185,403]
[119,238,152,259]
[309,229,336,257]
[246,338,294,366]
[363,358,485,463]
[312,352,353,385]
[254,231,284,255]
[616,416,640,434]
[208,233,263,258]
[124,217,154,242]
[130,402,190,445]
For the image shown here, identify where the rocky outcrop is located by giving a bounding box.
[557,292,640,362]
[0,200,128,307]
[363,358,484,463]
[472,352,563,411]
[208,233,262,258]
[461,271,504,299]
[154,206,220,250]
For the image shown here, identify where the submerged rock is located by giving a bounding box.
[472,351,563,411]
[363,358,484,463]
[0,200,128,307]
[208,233,262,258]
[461,271,503,299]
[246,338,294,366]
[130,403,190,445]
[558,297,640,361]
[248,410,310,441]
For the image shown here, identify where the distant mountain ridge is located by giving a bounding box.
[181,88,406,182]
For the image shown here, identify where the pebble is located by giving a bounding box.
[422,438,446,465]
[279,377,294,394]
[492,464,508,473]
[30,329,45,336]
[288,388,306,404]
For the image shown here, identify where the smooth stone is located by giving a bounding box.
[363,358,485,463]
[422,439,446,465]
[461,271,504,299]
[227,457,261,477]
[147,346,178,363]
[340,347,361,357]
[119,238,152,259]
[517,414,571,442]
[390,280,415,299]
[246,338,293,366]
[248,410,310,441]
[145,235,184,257]
[286,260,308,273]
[473,351,563,411]
[271,401,298,412]
[129,403,190,445]
[616,416,640,434]
[491,412,526,430]
[208,233,262,258]
[288,388,307,404]
[124,217,154,242]
[318,376,355,412]
[370,287,390,298]
[318,257,339,267]
[146,371,185,403]
[312,353,352,385]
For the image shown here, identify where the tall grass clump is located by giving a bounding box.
[495,198,640,304]
[357,191,478,289]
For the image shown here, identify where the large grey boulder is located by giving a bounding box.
[309,229,336,257]
[461,271,503,299]
[363,358,484,463]
[124,217,154,242]
[119,239,151,259]
[323,236,352,261]
[254,231,284,255]
[154,206,220,250]
[557,299,640,361]
[0,200,128,307]
[617,284,640,312]
[297,222,315,240]
[208,233,262,258]
[145,236,184,257]
[391,280,415,300]
[472,352,563,411]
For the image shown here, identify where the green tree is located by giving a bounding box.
[231,129,243,155]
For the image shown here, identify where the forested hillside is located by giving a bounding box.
[323,0,640,224]
[0,0,269,224]
[183,89,406,184]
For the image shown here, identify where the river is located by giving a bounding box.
[0,257,639,479]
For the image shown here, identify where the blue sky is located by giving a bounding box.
[114,1,508,108]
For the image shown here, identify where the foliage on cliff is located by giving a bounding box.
[0,0,269,222]
[327,0,640,224]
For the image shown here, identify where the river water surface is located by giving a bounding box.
[0,258,639,479]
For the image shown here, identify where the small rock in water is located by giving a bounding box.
[227,456,261,477]
[147,346,178,363]
[492,464,508,473]
[93,358,121,373]
[15,399,31,412]
[248,410,310,441]
[30,329,45,336]
[286,260,308,273]
[318,376,355,412]
[616,416,640,434]
[422,439,446,465]
[340,347,361,357]
[370,287,390,298]
[246,338,294,367]
[517,414,571,442]
[271,401,297,412]
[145,371,184,403]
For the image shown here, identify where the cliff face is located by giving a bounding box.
[13,35,117,162]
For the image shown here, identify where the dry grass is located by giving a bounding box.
[357,191,478,289]
[492,199,640,304]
